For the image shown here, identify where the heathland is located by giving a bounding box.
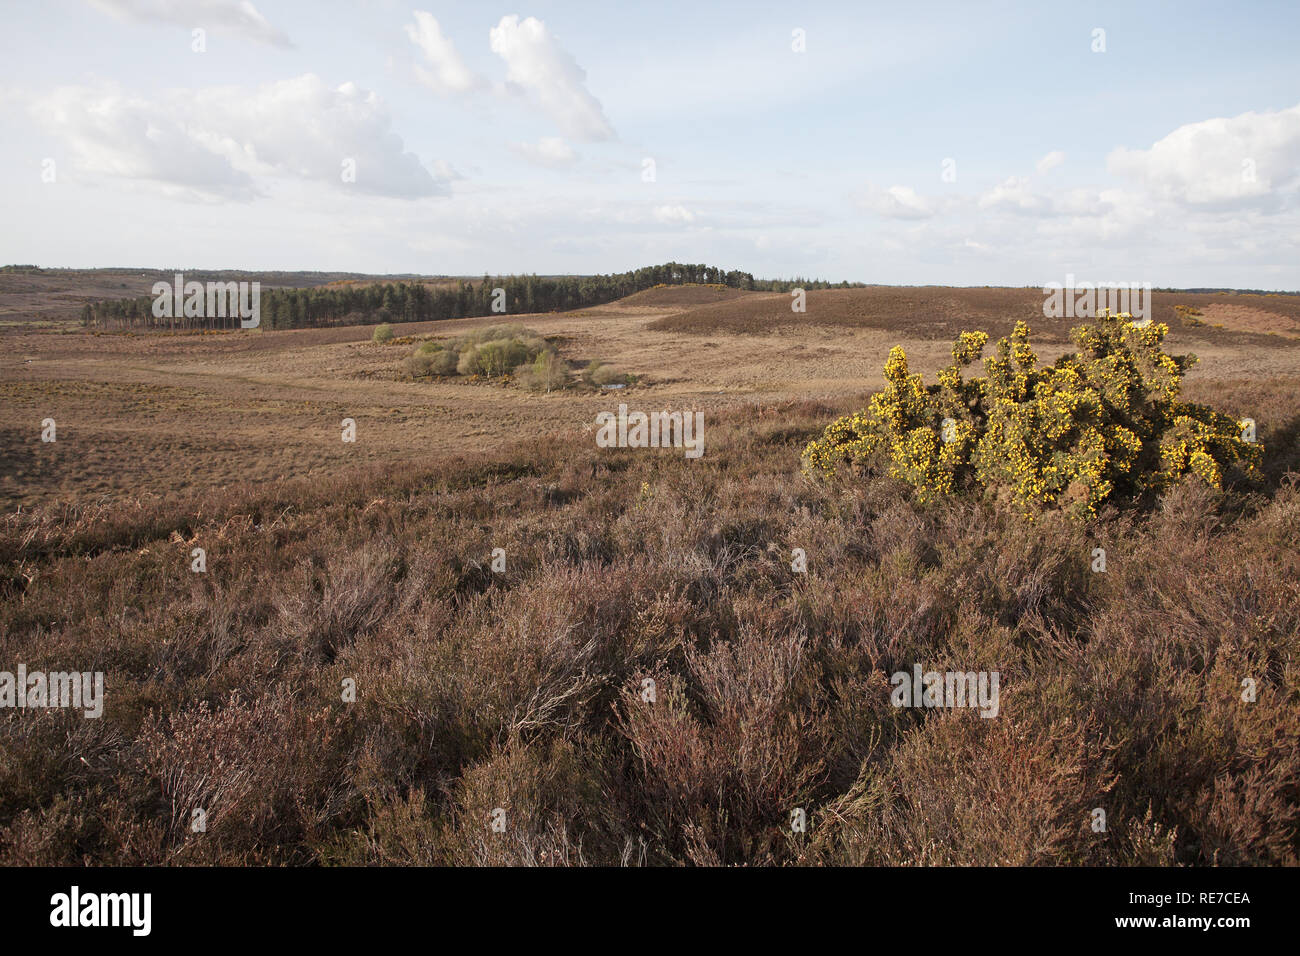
[1,275,1297,864]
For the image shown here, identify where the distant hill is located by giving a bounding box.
[615,283,759,308]
[647,286,1300,343]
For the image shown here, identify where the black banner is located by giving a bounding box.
[0,865,1287,943]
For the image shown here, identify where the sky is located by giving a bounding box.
[1,0,1298,288]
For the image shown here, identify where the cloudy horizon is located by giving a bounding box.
[2,0,1298,288]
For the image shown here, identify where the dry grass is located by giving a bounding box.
[1,287,1297,865]
[649,286,1300,346]
[1,388,1298,865]
[4,288,1298,510]
[617,284,758,308]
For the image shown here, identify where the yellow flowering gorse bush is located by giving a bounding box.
[803,311,1262,518]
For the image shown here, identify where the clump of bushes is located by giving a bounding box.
[403,325,553,382]
[372,323,395,344]
[450,325,552,378]
[803,311,1262,518]
[515,350,570,393]
[581,360,633,387]
[403,325,634,393]
[405,340,459,377]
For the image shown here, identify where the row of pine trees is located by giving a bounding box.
[79,263,857,331]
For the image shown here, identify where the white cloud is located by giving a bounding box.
[510,137,578,168]
[489,15,614,142]
[858,184,935,220]
[1036,150,1065,174]
[31,75,444,200]
[652,204,696,224]
[32,83,259,200]
[978,175,1050,215]
[1108,103,1300,207]
[88,0,290,47]
[431,159,464,181]
[404,12,482,95]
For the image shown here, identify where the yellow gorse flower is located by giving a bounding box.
[802,310,1262,519]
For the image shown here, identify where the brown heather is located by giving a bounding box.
[1,381,1298,866]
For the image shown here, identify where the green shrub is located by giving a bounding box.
[448,324,527,353]
[405,325,599,386]
[406,346,458,378]
[427,350,458,375]
[456,347,480,376]
[472,339,531,377]
[581,360,629,387]
[590,364,629,387]
[405,353,433,377]
[517,351,570,392]
[803,311,1262,518]
[372,323,395,344]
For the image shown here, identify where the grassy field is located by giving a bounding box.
[5,285,1299,509]
[1,284,1298,865]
